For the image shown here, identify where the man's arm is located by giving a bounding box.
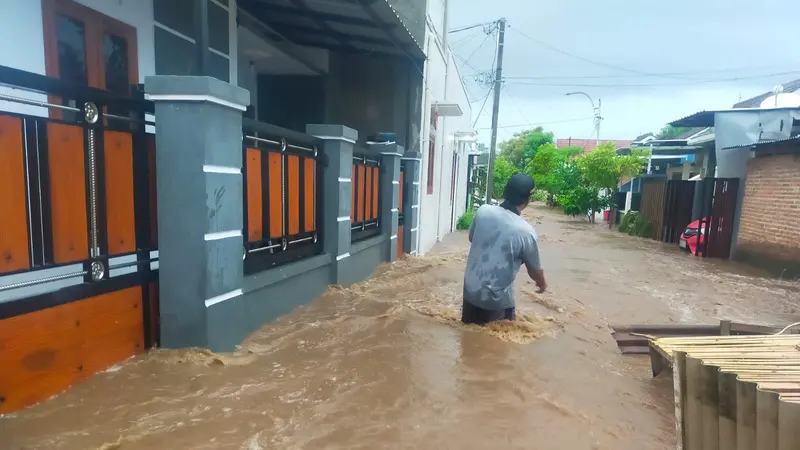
[521,236,547,293]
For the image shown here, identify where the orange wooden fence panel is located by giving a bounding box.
[0,286,145,413]
[268,153,283,238]
[357,165,366,222]
[304,157,315,232]
[371,166,379,220]
[246,148,263,241]
[365,165,373,220]
[103,130,136,255]
[398,225,404,256]
[287,155,300,235]
[47,122,88,264]
[0,116,30,273]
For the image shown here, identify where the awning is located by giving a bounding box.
[238,0,425,61]
[723,135,800,150]
[433,102,463,117]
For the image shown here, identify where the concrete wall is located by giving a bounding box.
[736,150,800,278]
[325,53,412,147]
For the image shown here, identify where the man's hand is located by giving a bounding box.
[527,267,547,293]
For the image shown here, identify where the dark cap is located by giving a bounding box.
[503,173,536,204]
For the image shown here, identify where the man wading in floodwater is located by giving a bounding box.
[462,174,547,324]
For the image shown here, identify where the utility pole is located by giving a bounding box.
[484,18,506,203]
[595,98,602,147]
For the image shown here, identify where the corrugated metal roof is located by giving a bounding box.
[239,0,425,60]
[723,135,800,150]
[670,107,800,128]
[734,79,800,108]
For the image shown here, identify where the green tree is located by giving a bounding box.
[498,127,554,170]
[576,142,648,226]
[491,156,517,200]
[526,144,582,198]
[656,125,692,140]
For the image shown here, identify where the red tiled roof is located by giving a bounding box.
[556,138,633,154]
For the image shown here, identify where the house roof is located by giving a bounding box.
[734,79,800,108]
[555,138,633,154]
[674,127,706,140]
[238,0,425,61]
[723,135,800,151]
[633,132,654,142]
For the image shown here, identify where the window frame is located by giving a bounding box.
[426,111,438,195]
[41,0,139,93]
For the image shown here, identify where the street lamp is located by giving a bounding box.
[566,91,602,146]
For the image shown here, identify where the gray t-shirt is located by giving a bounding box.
[463,204,542,310]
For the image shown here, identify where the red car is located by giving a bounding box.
[679,219,704,254]
[680,217,721,255]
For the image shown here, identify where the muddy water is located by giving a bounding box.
[4,206,800,450]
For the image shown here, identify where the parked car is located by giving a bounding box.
[679,219,704,254]
[680,217,722,255]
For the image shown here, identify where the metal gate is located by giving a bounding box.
[398,160,406,255]
[640,179,667,241]
[695,178,739,258]
[0,65,159,413]
[662,180,696,244]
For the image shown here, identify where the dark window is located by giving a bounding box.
[55,14,88,86]
[207,1,229,54]
[426,112,438,195]
[154,27,229,82]
[153,0,230,55]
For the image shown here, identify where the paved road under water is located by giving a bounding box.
[4,206,800,449]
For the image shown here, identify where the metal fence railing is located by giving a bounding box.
[242,119,324,273]
[351,152,381,242]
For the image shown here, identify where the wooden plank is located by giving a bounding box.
[0,115,30,273]
[103,131,136,255]
[357,164,366,222]
[397,225,404,255]
[756,389,779,450]
[778,401,800,450]
[675,351,688,450]
[700,363,720,450]
[737,381,757,450]
[719,371,738,450]
[0,286,145,413]
[268,152,283,238]
[246,148,263,241]
[47,122,88,264]
[371,166,379,220]
[287,155,300,235]
[303,157,315,232]
[685,357,704,450]
[365,164,373,220]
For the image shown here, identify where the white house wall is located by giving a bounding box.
[416,16,473,256]
[0,0,238,117]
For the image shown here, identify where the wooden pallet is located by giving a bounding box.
[649,335,800,450]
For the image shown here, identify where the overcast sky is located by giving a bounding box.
[447,0,800,145]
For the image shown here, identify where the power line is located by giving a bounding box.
[448,21,496,34]
[503,85,532,127]
[503,64,800,80]
[503,70,800,88]
[475,117,594,130]
[460,31,493,72]
[508,26,694,80]
[472,89,493,128]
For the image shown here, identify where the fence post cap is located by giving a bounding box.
[306,124,358,143]
[144,75,250,111]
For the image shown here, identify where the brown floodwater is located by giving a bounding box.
[3,206,800,450]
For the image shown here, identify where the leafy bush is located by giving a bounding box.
[619,211,638,233]
[631,214,654,238]
[456,209,476,230]
[531,190,547,202]
[560,186,600,217]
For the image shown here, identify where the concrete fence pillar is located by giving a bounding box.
[401,152,422,255]
[307,124,357,285]
[370,144,403,262]
[145,76,250,351]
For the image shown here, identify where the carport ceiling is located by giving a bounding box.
[238,0,425,60]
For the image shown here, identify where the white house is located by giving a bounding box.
[415,0,475,256]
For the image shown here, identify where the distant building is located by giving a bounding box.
[555,138,633,154]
